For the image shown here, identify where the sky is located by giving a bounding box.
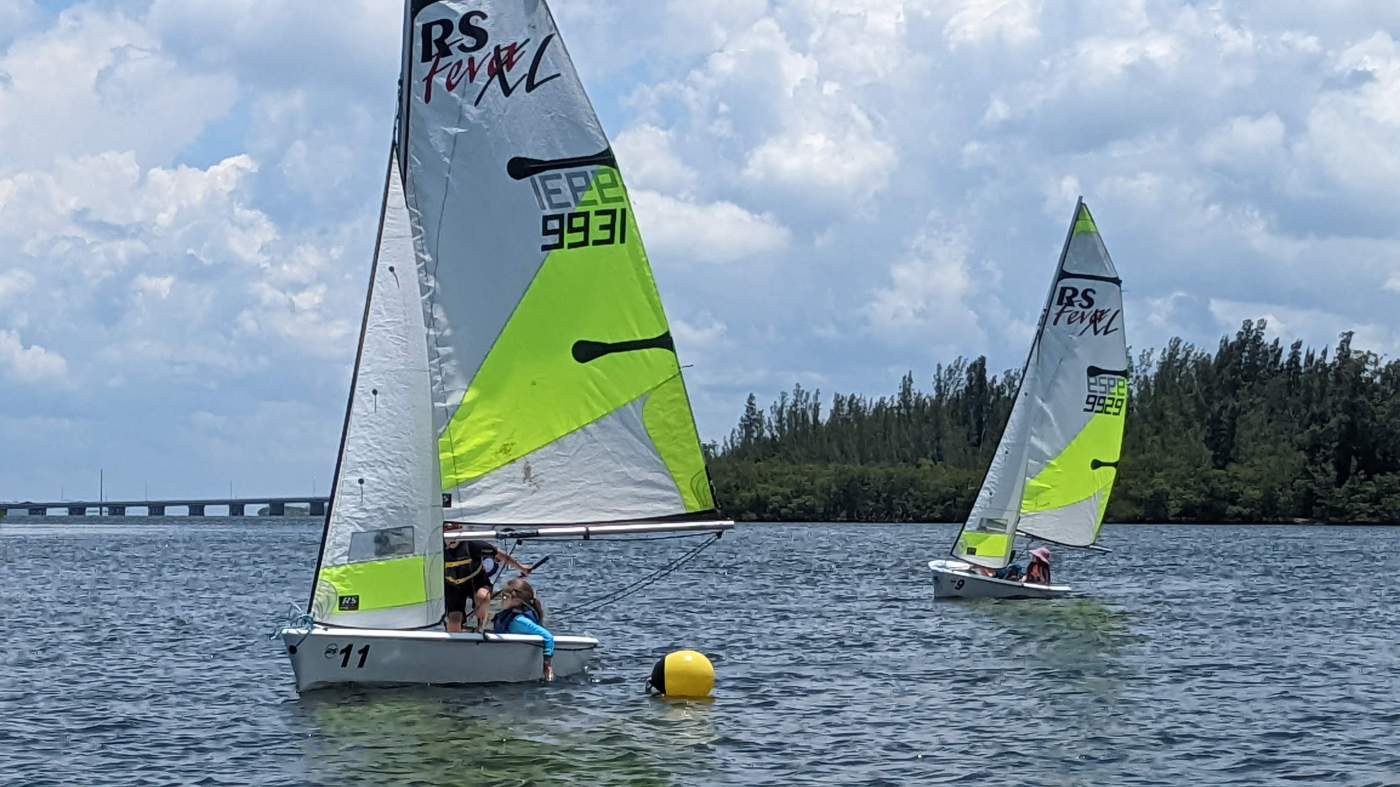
[3,0,1400,501]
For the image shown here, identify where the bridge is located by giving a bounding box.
[1,496,330,517]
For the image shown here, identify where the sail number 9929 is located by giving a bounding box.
[1084,375,1126,416]
[1083,393,1125,416]
[541,208,629,251]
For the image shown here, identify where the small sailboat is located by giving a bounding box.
[278,0,730,691]
[929,199,1127,600]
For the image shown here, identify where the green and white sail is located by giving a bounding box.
[402,0,715,524]
[310,153,444,627]
[952,199,1127,568]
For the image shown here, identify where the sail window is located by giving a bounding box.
[348,526,416,562]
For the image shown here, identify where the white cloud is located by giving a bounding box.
[1208,297,1400,356]
[1129,290,1219,349]
[655,0,769,58]
[1198,113,1287,171]
[797,0,913,83]
[239,242,358,360]
[632,190,790,264]
[1298,33,1400,204]
[866,223,980,344]
[145,0,400,92]
[133,274,174,300]
[631,13,903,212]
[614,124,699,194]
[0,329,67,384]
[944,0,1042,48]
[0,152,274,270]
[0,0,38,43]
[0,149,362,383]
[742,120,897,205]
[0,7,237,170]
[1074,31,1184,83]
[672,314,727,352]
[0,267,34,305]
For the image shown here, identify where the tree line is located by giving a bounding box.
[706,320,1400,523]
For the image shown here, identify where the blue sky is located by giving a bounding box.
[3,0,1400,501]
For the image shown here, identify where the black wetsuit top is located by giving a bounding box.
[445,539,498,588]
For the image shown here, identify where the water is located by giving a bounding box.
[2,519,1398,786]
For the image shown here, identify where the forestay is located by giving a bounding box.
[402,1,715,525]
[952,200,1127,568]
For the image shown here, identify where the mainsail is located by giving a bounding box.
[952,200,1127,568]
[309,0,716,626]
[403,1,715,524]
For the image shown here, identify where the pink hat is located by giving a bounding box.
[1030,547,1052,564]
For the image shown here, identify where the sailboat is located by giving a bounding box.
[277,0,731,692]
[928,199,1127,600]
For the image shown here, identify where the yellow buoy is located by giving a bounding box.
[647,650,715,699]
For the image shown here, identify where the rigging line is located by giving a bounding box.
[553,541,711,617]
[490,538,523,594]
[558,534,721,616]
[554,532,723,617]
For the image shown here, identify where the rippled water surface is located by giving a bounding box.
[2,519,1398,785]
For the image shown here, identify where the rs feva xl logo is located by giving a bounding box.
[1051,285,1121,336]
[418,10,561,106]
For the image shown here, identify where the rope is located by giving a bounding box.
[493,538,522,593]
[554,532,723,617]
[268,604,316,649]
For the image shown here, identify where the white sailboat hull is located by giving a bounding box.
[928,559,1071,600]
[280,626,598,692]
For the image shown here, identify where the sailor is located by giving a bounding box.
[992,550,1023,581]
[1024,547,1052,585]
[443,530,534,632]
[493,579,555,681]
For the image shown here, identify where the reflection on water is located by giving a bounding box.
[3,519,1400,785]
[979,596,1138,663]
[287,676,721,785]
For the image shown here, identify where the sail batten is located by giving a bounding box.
[951,199,1128,567]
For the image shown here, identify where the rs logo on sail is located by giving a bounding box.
[1051,286,1121,337]
[418,11,561,106]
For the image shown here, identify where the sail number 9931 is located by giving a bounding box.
[541,208,629,251]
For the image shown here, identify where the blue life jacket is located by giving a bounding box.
[492,604,541,634]
[993,564,1023,581]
